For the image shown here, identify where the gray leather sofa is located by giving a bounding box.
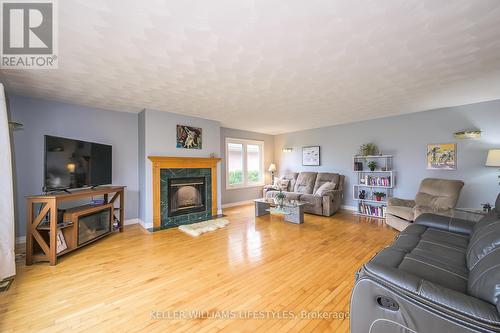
[263,172,344,216]
[350,194,500,333]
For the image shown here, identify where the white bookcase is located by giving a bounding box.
[352,155,395,219]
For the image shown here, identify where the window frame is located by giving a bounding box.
[225,137,265,190]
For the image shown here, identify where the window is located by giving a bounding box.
[226,138,264,189]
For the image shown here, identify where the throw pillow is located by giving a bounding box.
[273,178,290,191]
[315,182,336,196]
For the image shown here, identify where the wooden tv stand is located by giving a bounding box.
[25,186,125,266]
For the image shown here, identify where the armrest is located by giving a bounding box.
[387,197,416,208]
[363,262,500,326]
[322,190,343,216]
[415,213,474,235]
[419,280,500,326]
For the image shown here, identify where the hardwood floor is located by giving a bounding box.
[1,205,396,332]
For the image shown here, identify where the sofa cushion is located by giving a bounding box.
[398,253,468,293]
[315,182,336,196]
[393,225,469,293]
[387,205,414,221]
[284,192,302,201]
[369,240,468,294]
[420,228,469,250]
[264,190,302,201]
[300,193,323,208]
[415,178,464,209]
[282,172,299,192]
[313,173,340,193]
[293,172,317,194]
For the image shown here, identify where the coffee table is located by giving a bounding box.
[254,198,306,224]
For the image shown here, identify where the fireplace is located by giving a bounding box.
[167,177,206,217]
[150,156,221,229]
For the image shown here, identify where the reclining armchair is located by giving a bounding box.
[386,178,464,231]
[350,194,500,333]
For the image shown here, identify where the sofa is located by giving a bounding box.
[350,194,500,333]
[263,172,345,216]
[386,178,464,231]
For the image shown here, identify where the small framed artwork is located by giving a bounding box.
[426,143,457,170]
[177,125,202,149]
[302,146,320,166]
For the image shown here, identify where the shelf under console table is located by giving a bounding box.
[25,186,125,266]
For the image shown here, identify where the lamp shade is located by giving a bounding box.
[268,163,277,172]
[486,149,500,167]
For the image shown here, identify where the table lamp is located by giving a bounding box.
[486,149,500,185]
[268,163,277,184]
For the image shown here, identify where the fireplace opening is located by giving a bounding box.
[168,177,206,217]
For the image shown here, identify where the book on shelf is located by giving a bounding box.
[359,175,391,187]
[358,203,386,218]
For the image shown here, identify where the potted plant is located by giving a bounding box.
[359,143,378,156]
[274,189,286,208]
[372,191,386,202]
[367,161,377,171]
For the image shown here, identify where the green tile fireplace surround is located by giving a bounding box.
[160,168,212,228]
[148,156,222,230]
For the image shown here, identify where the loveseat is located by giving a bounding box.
[350,194,500,333]
[263,172,345,216]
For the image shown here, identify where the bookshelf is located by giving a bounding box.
[352,155,394,219]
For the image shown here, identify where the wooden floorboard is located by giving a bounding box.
[0,205,396,332]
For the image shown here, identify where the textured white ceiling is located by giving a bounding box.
[1,0,500,134]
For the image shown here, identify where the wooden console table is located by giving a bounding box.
[26,186,125,266]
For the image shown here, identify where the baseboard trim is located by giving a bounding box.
[341,205,357,212]
[124,218,141,226]
[221,200,254,208]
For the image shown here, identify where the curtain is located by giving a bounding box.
[0,83,16,280]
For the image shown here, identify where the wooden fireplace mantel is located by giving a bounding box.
[148,156,221,228]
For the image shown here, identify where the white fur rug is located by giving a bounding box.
[178,218,230,237]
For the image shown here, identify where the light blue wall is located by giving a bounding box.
[140,109,221,228]
[220,127,274,205]
[274,99,500,209]
[7,94,139,237]
[138,110,146,223]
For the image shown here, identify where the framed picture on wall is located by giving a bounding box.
[176,125,202,149]
[302,146,320,166]
[426,143,457,170]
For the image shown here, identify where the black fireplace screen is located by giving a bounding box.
[168,177,206,217]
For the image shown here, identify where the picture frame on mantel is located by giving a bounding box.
[302,146,320,166]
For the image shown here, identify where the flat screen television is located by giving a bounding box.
[44,135,112,191]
